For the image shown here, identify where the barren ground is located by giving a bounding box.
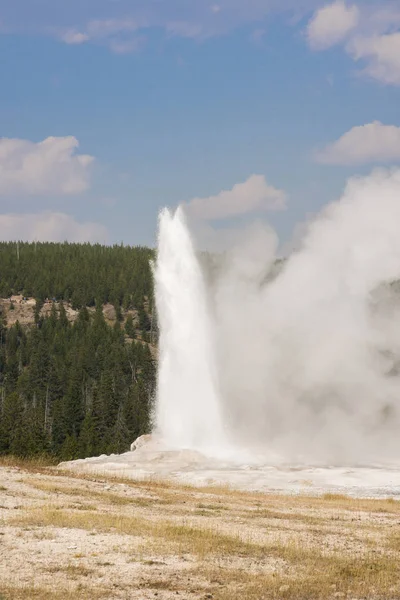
[0,457,399,600]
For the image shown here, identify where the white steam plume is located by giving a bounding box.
[155,168,400,465]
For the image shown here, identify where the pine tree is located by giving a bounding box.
[115,302,123,322]
[0,392,24,455]
[63,362,84,438]
[108,405,131,454]
[125,315,136,338]
[138,307,151,332]
[58,303,69,329]
[60,434,79,461]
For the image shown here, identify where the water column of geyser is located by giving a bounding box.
[154,207,228,454]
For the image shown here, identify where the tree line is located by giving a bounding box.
[0,241,154,309]
[0,241,157,460]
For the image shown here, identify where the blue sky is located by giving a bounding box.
[0,0,399,246]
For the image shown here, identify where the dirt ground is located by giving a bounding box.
[0,459,399,600]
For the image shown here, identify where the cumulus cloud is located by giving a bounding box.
[348,31,400,85]
[0,212,109,243]
[0,136,94,196]
[316,121,400,165]
[184,175,287,221]
[306,2,400,85]
[307,1,359,50]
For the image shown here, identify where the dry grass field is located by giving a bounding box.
[0,456,399,599]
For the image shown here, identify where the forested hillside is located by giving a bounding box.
[0,241,154,308]
[0,242,157,461]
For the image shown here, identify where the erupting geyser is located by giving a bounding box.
[154,207,228,455]
[154,169,400,466]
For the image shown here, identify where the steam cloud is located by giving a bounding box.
[155,168,400,466]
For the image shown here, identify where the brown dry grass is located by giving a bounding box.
[0,587,112,600]
[0,455,57,470]
[0,461,399,600]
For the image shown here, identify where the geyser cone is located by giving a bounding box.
[154,207,227,454]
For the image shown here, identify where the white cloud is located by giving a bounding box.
[348,31,400,85]
[59,18,143,52]
[364,5,400,37]
[306,2,400,86]
[316,121,400,165]
[306,1,360,50]
[61,30,90,44]
[0,212,109,243]
[0,136,94,196]
[185,174,287,220]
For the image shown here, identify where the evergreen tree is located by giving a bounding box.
[0,392,24,455]
[138,307,151,332]
[108,405,131,454]
[125,315,136,338]
[60,434,80,461]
